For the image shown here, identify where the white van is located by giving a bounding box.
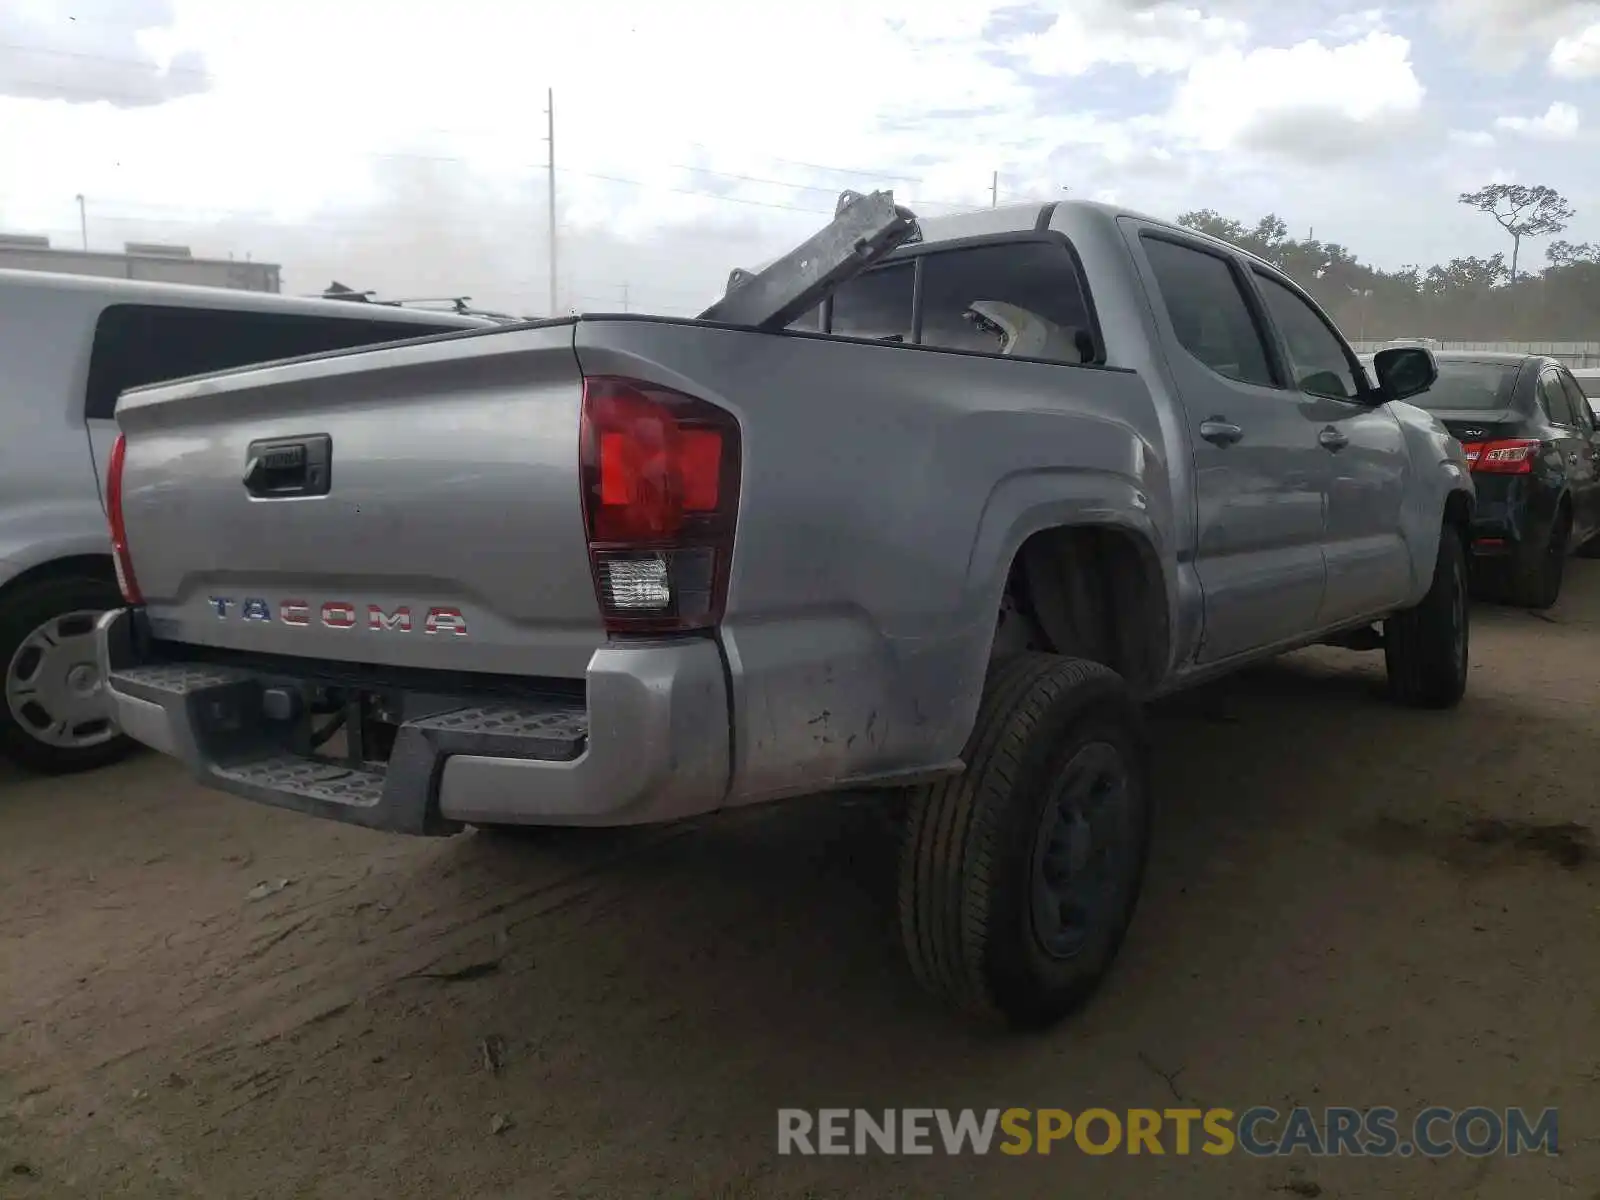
[0,270,493,773]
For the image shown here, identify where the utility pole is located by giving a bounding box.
[74,193,87,250]
[990,171,998,208]
[545,88,558,316]
[621,282,629,313]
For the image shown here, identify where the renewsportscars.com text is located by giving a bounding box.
[776,1106,1559,1157]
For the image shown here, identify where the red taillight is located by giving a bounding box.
[579,375,740,633]
[1460,439,1540,475]
[106,433,143,604]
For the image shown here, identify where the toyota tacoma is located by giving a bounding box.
[94,193,1473,1027]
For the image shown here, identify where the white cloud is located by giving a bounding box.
[1162,32,1424,157]
[1013,0,1248,76]
[1448,129,1498,148]
[0,0,1592,311]
[0,0,1039,298]
[1550,21,1600,75]
[0,0,210,107]
[1494,101,1582,140]
[1432,0,1600,65]
[1326,9,1390,39]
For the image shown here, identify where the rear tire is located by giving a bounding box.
[1511,510,1569,609]
[0,575,137,775]
[1384,526,1469,709]
[897,654,1150,1029]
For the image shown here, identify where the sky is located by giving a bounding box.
[1,0,1599,317]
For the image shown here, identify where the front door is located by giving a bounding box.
[1133,230,1327,664]
[1248,269,1412,623]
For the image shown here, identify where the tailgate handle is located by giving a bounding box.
[244,434,332,498]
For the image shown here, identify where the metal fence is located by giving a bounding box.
[1350,340,1600,368]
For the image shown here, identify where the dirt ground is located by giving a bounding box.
[3,570,1599,1200]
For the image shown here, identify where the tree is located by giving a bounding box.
[1547,239,1600,267]
[1168,204,1600,341]
[1177,210,1290,265]
[1423,254,1509,296]
[1458,183,1575,284]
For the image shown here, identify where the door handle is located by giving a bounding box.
[243,434,333,498]
[1199,418,1243,447]
[1319,426,1350,452]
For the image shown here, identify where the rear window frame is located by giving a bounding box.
[809,230,1108,370]
[1406,358,1526,414]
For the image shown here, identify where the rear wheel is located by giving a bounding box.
[0,575,137,774]
[1385,526,1468,709]
[1512,509,1569,609]
[897,654,1150,1028]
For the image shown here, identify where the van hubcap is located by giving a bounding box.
[4,611,116,749]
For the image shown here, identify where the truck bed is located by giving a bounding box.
[112,305,1169,808]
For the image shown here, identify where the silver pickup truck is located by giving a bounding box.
[95,194,1473,1027]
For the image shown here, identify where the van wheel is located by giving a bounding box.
[0,576,136,775]
[898,654,1150,1029]
[1385,526,1469,709]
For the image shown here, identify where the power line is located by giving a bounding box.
[53,162,976,223]
[5,29,942,194]
[0,47,981,209]
[0,38,213,75]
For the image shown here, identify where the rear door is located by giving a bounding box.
[83,303,471,504]
[1553,368,1600,541]
[1247,267,1412,623]
[1132,230,1326,663]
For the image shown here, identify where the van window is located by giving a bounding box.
[84,304,467,420]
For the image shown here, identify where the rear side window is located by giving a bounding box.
[917,242,1099,365]
[1140,236,1275,388]
[1559,372,1595,432]
[1539,371,1578,426]
[1252,272,1361,401]
[85,304,466,420]
[787,304,824,332]
[829,262,914,344]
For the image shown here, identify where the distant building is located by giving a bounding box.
[0,233,280,293]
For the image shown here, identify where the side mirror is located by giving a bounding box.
[1371,346,1437,403]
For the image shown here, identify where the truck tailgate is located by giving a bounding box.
[114,323,603,679]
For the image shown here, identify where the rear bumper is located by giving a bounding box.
[1466,475,1559,559]
[95,608,731,835]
